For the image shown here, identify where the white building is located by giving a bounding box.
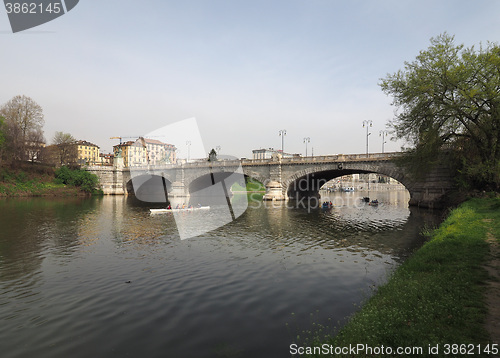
[252,148,300,160]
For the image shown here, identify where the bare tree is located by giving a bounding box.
[0,95,45,161]
[26,128,46,163]
[52,131,77,165]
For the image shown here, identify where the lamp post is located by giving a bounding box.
[279,129,287,152]
[362,120,372,157]
[186,140,191,162]
[379,130,388,153]
[303,137,310,157]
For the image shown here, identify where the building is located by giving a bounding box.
[113,138,176,167]
[144,138,176,165]
[26,140,46,162]
[75,140,100,165]
[252,148,300,160]
[41,140,99,166]
[98,153,114,166]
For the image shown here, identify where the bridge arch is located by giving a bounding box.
[282,163,411,201]
[125,174,172,202]
[186,171,248,204]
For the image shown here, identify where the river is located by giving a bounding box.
[0,190,440,358]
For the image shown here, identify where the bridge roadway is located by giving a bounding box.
[87,152,454,208]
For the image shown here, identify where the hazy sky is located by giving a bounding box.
[2,1,500,159]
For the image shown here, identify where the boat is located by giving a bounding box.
[341,187,355,192]
[369,199,379,206]
[322,201,333,209]
[150,206,210,214]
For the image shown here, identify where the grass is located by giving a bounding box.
[0,164,102,196]
[300,197,500,357]
[231,178,265,192]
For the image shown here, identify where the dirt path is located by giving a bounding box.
[484,228,500,351]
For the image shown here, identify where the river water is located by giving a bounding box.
[0,190,440,358]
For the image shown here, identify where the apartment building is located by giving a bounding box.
[113,138,176,167]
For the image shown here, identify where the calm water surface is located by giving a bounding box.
[0,190,440,358]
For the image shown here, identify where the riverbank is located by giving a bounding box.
[0,163,100,197]
[301,196,500,357]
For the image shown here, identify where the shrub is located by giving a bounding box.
[55,166,100,193]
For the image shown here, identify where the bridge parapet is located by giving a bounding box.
[241,152,399,165]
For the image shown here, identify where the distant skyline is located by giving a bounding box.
[2,1,500,159]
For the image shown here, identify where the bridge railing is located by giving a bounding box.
[241,152,399,165]
[87,152,400,171]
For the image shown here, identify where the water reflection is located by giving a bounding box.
[0,191,441,358]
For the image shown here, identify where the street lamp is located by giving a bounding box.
[379,130,388,153]
[362,120,373,157]
[186,140,191,162]
[279,129,287,152]
[303,137,310,157]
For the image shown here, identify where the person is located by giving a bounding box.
[176,204,180,209]
[167,205,172,210]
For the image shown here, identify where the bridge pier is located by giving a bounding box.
[262,158,287,201]
[263,180,286,201]
[169,180,190,200]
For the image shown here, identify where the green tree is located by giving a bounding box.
[380,33,500,190]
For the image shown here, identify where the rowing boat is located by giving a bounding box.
[150,206,210,214]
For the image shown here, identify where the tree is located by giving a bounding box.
[52,131,77,166]
[380,33,500,190]
[26,127,46,163]
[0,95,45,161]
[0,116,5,165]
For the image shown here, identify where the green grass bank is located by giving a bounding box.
[231,178,266,192]
[300,197,500,357]
[0,163,102,197]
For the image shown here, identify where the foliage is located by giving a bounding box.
[55,166,101,193]
[52,131,75,145]
[0,165,68,196]
[302,198,500,357]
[380,33,500,190]
[231,177,265,192]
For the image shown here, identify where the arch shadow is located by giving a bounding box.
[126,174,172,203]
[188,171,248,205]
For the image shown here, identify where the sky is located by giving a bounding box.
[1,0,500,159]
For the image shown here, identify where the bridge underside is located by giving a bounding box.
[126,175,172,203]
[124,171,247,206]
[286,169,372,201]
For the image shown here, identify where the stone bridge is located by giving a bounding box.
[86,152,455,208]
